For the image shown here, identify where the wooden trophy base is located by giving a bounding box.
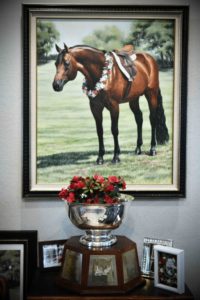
[57,235,145,294]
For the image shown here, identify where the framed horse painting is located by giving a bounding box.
[23,5,189,198]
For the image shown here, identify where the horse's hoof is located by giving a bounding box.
[96,157,104,165]
[149,148,156,156]
[112,157,120,164]
[135,147,142,155]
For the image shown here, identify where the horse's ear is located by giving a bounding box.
[55,44,62,53]
[64,43,69,52]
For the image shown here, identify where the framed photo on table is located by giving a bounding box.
[23,5,188,198]
[154,245,185,294]
[0,230,37,300]
[39,239,66,270]
[141,237,173,278]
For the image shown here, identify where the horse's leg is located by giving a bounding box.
[129,98,143,155]
[145,91,158,156]
[149,110,157,156]
[109,104,120,163]
[89,99,105,165]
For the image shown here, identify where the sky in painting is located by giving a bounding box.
[47,19,132,53]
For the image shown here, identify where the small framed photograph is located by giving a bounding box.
[0,242,26,300]
[154,245,185,294]
[39,239,66,269]
[141,237,173,278]
[0,230,37,300]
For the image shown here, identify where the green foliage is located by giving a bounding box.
[83,25,124,51]
[82,20,174,68]
[126,20,174,68]
[126,20,154,47]
[37,20,60,63]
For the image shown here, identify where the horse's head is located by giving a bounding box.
[52,44,78,92]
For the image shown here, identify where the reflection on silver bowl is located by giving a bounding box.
[68,203,125,248]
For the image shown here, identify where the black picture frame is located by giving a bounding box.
[38,239,66,270]
[0,230,37,300]
[23,5,189,198]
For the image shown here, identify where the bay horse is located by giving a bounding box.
[52,44,169,164]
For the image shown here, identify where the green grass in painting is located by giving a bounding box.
[36,61,173,185]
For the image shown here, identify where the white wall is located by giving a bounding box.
[0,0,200,298]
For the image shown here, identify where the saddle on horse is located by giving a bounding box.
[113,45,137,81]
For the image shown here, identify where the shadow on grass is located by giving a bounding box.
[37,150,136,168]
[37,150,106,168]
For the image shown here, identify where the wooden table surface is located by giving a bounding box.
[27,269,194,300]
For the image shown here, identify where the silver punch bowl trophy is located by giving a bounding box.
[57,178,145,294]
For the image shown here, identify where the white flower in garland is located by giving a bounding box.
[82,52,113,98]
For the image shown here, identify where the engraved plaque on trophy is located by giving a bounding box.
[58,235,145,294]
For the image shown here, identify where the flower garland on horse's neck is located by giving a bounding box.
[82,52,113,99]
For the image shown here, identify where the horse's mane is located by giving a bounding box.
[69,45,105,54]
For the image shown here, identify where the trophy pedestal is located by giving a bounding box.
[57,235,145,294]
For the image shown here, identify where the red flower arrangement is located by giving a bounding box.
[59,174,126,204]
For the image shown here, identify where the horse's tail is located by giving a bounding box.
[156,88,169,144]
